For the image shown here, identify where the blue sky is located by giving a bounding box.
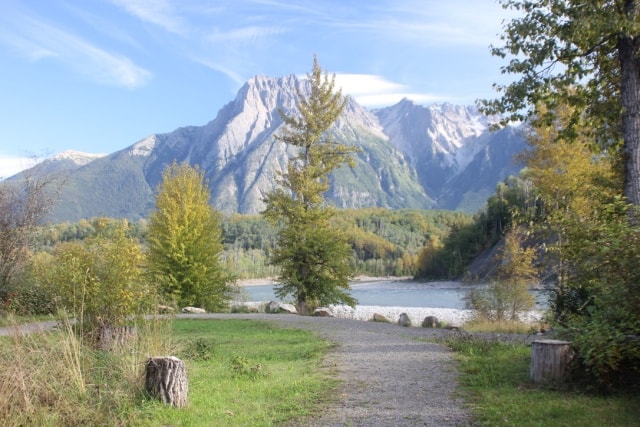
[0,0,514,178]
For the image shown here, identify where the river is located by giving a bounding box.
[244,282,468,308]
[242,279,548,310]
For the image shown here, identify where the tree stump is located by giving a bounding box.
[97,325,137,351]
[530,339,574,384]
[145,356,188,407]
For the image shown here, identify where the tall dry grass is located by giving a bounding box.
[0,313,173,426]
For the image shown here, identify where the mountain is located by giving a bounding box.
[27,74,526,223]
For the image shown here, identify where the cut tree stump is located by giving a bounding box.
[530,339,574,384]
[145,356,188,407]
[97,325,137,351]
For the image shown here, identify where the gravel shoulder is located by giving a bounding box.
[182,313,474,427]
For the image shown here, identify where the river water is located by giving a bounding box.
[242,279,548,310]
[243,280,471,309]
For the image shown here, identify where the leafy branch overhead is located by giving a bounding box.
[482,0,640,207]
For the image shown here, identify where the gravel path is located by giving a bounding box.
[180,313,474,427]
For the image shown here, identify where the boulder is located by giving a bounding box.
[313,307,334,317]
[268,301,298,314]
[422,315,438,328]
[181,306,206,314]
[398,313,412,327]
[372,313,390,323]
[157,305,175,314]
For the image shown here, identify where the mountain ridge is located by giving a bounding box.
[18,74,526,223]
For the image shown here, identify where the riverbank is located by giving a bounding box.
[236,275,414,287]
[239,302,543,328]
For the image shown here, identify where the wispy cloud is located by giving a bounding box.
[0,155,34,179]
[206,25,287,44]
[190,56,246,87]
[109,0,188,35]
[329,0,507,47]
[335,74,444,107]
[64,3,145,51]
[0,8,152,88]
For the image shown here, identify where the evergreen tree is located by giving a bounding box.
[147,162,234,311]
[263,57,359,313]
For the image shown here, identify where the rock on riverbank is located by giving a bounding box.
[241,302,543,327]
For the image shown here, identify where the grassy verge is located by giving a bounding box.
[0,313,56,327]
[0,317,334,426]
[136,318,335,426]
[462,318,545,334]
[443,333,640,426]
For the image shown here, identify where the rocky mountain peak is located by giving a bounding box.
[31,72,526,222]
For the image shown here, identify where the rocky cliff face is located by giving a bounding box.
[39,74,526,222]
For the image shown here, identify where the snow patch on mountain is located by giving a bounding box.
[374,99,493,172]
[130,135,156,156]
[51,150,106,165]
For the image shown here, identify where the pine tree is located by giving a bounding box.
[147,162,233,311]
[263,56,359,313]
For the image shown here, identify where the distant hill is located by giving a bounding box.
[14,74,526,223]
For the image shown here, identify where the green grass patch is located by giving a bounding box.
[0,317,334,426]
[136,318,335,426]
[444,334,640,426]
[462,318,546,335]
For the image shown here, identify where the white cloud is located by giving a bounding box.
[335,74,444,107]
[190,56,246,87]
[329,0,510,48]
[110,0,188,35]
[206,25,287,44]
[0,155,34,180]
[0,10,152,88]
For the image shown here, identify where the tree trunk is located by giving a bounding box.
[97,325,137,351]
[530,339,574,384]
[618,2,640,209]
[145,356,188,407]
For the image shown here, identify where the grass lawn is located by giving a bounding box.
[0,317,335,426]
[443,334,640,427]
[135,318,336,426]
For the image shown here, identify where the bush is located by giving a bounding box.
[466,228,536,321]
[554,201,640,390]
[32,222,154,336]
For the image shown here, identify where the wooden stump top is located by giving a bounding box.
[532,339,571,345]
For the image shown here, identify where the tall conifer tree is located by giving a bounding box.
[263,57,359,313]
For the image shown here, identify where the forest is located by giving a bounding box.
[30,206,486,279]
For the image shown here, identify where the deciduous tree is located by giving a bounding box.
[263,57,359,313]
[467,226,537,321]
[0,165,63,305]
[147,162,234,311]
[483,0,640,207]
[33,220,152,331]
